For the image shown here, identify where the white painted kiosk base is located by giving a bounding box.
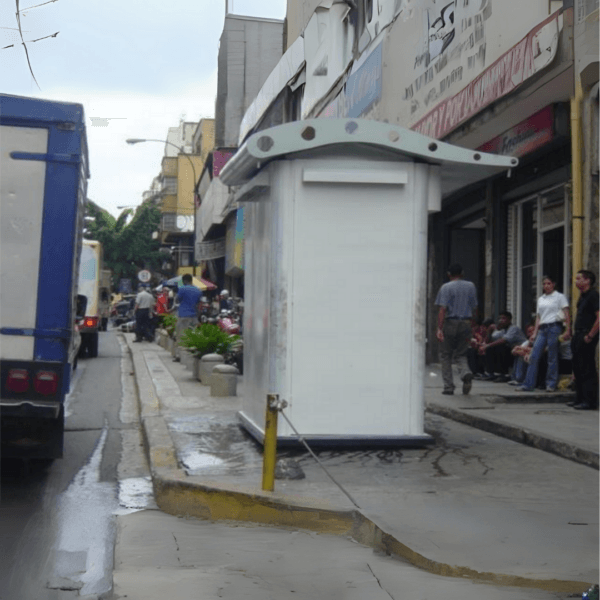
[219,119,517,448]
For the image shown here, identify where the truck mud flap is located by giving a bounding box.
[1,405,64,459]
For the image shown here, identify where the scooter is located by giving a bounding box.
[217,310,243,373]
[217,310,241,335]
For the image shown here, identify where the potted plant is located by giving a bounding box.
[179,323,240,358]
[179,324,240,381]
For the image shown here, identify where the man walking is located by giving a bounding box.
[570,269,599,410]
[133,285,154,342]
[435,264,478,395]
[172,273,201,362]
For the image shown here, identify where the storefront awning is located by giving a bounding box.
[238,36,305,145]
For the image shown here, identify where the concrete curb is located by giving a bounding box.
[123,335,592,594]
[426,401,599,470]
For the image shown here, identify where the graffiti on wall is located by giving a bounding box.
[428,2,456,60]
[413,10,561,139]
[405,0,491,116]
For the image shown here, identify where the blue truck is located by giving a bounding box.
[0,94,89,459]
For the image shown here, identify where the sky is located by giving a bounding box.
[1,0,287,217]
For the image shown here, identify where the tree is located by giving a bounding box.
[84,200,163,286]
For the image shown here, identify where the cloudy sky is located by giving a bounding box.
[1,0,286,217]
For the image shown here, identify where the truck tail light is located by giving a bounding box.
[34,370,59,395]
[7,369,30,393]
[84,316,98,328]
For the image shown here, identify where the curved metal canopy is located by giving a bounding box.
[219,118,518,198]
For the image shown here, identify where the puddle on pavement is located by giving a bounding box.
[115,476,157,514]
[180,452,225,470]
[167,415,263,477]
[167,414,458,476]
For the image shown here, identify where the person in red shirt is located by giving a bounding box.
[155,286,170,316]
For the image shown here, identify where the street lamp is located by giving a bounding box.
[126,138,199,274]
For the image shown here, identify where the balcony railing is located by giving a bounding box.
[161,177,177,194]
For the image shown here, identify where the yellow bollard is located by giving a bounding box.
[262,394,279,491]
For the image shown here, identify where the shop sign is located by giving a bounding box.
[345,42,383,118]
[195,238,226,261]
[176,215,193,232]
[413,11,561,139]
[224,209,245,277]
[478,105,555,157]
[137,269,151,283]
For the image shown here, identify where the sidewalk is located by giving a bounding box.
[121,333,599,595]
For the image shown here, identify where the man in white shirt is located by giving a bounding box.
[134,285,154,342]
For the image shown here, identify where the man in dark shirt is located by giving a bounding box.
[570,270,599,410]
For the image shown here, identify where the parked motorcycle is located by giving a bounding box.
[217,310,243,373]
[217,310,241,335]
[223,337,243,374]
[112,295,135,326]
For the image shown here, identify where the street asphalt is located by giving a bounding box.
[114,332,599,598]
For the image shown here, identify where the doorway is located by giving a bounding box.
[450,220,485,314]
[508,183,570,329]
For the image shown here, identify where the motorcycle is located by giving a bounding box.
[217,310,241,335]
[217,310,243,373]
[112,296,135,326]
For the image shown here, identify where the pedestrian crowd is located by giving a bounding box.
[130,276,242,363]
[435,264,599,411]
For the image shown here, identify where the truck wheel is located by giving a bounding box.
[88,332,99,358]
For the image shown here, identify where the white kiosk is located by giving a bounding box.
[219,119,517,447]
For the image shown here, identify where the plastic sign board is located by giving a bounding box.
[137,270,151,283]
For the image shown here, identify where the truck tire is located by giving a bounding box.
[88,332,99,358]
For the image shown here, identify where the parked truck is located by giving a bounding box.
[99,269,112,331]
[77,239,103,355]
[0,94,89,459]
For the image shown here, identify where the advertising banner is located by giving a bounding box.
[412,11,561,139]
[195,238,226,261]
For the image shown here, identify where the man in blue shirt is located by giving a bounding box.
[172,274,201,362]
[435,264,478,395]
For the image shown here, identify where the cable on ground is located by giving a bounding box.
[278,407,362,510]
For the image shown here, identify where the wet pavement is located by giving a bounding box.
[122,333,599,596]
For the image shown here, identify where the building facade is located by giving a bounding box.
[158,119,214,277]
[196,13,285,293]
[238,0,598,362]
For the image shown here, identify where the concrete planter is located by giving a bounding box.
[193,356,201,380]
[166,337,174,353]
[158,329,169,349]
[181,349,196,371]
[210,364,239,397]
[199,354,224,385]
